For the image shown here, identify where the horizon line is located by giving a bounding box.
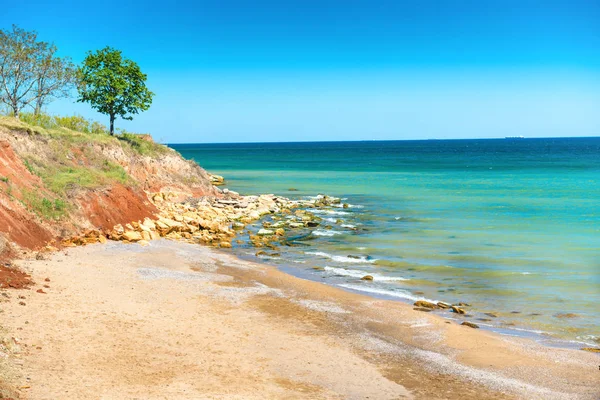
[165,135,600,146]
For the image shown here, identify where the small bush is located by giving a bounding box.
[54,115,91,132]
[19,112,57,129]
[90,121,108,135]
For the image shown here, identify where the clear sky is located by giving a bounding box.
[2,0,600,142]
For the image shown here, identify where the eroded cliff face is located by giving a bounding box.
[0,122,218,259]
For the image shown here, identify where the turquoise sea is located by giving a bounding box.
[171,138,600,347]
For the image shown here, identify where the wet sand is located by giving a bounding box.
[2,239,599,399]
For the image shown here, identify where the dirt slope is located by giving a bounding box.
[0,118,218,259]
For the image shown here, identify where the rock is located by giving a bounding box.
[288,188,298,191]
[232,222,245,230]
[437,302,451,309]
[288,222,304,228]
[312,266,325,271]
[343,203,349,209]
[581,348,600,353]
[413,307,433,312]
[113,224,125,235]
[456,302,471,307]
[484,312,498,318]
[142,217,156,230]
[451,306,465,314]
[361,275,374,281]
[414,300,437,309]
[123,231,143,242]
[138,240,150,247]
[257,229,274,236]
[555,313,580,319]
[346,255,361,259]
[255,251,268,256]
[141,231,151,241]
[461,321,479,329]
[219,241,232,248]
[275,228,285,236]
[305,221,319,227]
[209,174,225,185]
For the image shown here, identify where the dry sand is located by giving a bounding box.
[2,239,599,399]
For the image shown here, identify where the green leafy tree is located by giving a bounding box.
[0,25,74,118]
[32,43,76,115]
[77,47,153,135]
[0,25,42,119]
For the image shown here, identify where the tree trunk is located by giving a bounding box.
[12,104,19,120]
[34,98,42,116]
[109,114,115,135]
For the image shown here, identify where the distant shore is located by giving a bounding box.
[3,239,598,399]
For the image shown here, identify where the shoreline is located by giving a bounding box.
[2,239,598,399]
[258,255,599,352]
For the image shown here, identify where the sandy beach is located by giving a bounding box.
[0,239,597,400]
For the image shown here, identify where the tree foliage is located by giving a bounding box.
[0,25,74,118]
[77,47,153,135]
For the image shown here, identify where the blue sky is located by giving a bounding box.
[2,0,599,142]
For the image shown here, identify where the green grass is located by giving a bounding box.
[0,176,8,183]
[117,132,171,156]
[37,161,129,194]
[21,190,68,220]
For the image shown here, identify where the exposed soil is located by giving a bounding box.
[0,265,33,289]
[79,184,158,231]
[0,203,53,250]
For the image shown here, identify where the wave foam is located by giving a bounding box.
[307,209,350,216]
[312,230,343,237]
[324,266,407,281]
[307,251,377,264]
[338,284,436,303]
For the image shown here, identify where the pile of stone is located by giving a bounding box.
[61,191,345,250]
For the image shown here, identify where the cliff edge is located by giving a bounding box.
[0,116,218,261]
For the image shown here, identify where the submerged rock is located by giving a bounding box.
[461,321,479,329]
[555,313,580,319]
[257,229,274,236]
[361,275,374,281]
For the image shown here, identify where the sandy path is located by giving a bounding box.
[2,240,599,399]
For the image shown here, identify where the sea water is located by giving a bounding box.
[170,138,600,347]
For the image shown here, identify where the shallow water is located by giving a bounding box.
[171,138,600,346]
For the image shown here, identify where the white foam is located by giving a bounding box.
[312,230,343,237]
[307,251,377,264]
[307,209,350,216]
[341,224,356,228]
[324,266,407,281]
[338,283,437,303]
[332,203,364,209]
